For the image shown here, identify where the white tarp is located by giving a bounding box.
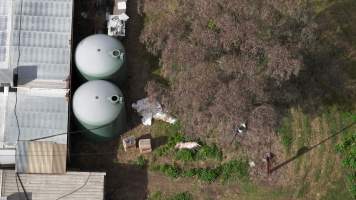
[132,98,177,126]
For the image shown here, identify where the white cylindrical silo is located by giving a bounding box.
[75,34,126,81]
[72,80,126,140]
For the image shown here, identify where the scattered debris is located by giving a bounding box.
[139,139,152,154]
[230,122,248,145]
[249,161,256,168]
[107,14,129,36]
[175,142,201,150]
[122,136,136,152]
[108,0,129,36]
[132,98,177,126]
[236,123,247,135]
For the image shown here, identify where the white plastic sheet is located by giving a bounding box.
[132,98,177,126]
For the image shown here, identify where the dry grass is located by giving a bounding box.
[278,106,355,200]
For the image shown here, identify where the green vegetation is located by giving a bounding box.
[196,168,220,182]
[321,177,354,200]
[155,132,184,156]
[148,191,193,200]
[336,133,356,198]
[278,106,356,198]
[152,121,222,162]
[238,182,293,200]
[151,159,249,183]
[168,192,193,200]
[278,115,293,151]
[149,191,164,200]
[175,149,195,162]
[220,158,249,183]
[195,144,222,161]
[174,143,222,162]
[207,19,219,32]
[151,121,183,137]
[151,164,182,178]
[136,156,146,168]
[154,122,184,156]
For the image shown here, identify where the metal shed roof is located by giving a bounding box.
[16,141,67,174]
[0,0,73,148]
[0,170,106,200]
[0,0,73,86]
[0,88,68,148]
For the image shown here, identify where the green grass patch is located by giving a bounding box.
[302,115,312,145]
[313,168,322,181]
[151,164,182,178]
[168,192,193,200]
[278,116,293,151]
[153,122,185,156]
[295,181,310,198]
[195,144,223,161]
[336,132,356,198]
[175,149,195,162]
[136,156,146,168]
[239,181,293,200]
[152,122,222,162]
[149,191,164,200]
[151,159,249,183]
[174,143,222,162]
[220,158,249,183]
[196,168,221,182]
[321,177,354,200]
[148,191,193,200]
[151,121,183,137]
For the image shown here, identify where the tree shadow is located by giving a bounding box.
[269,0,356,118]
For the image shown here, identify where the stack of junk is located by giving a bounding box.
[73,34,126,140]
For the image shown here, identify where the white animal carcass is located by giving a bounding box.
[175,142,201,150]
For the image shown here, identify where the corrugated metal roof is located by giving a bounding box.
[0,0,10,67]
[16,141,66,174]
[0,170,106,200]
[0,88,68,148]
[0,0,73,84]
[0,0,72,150]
